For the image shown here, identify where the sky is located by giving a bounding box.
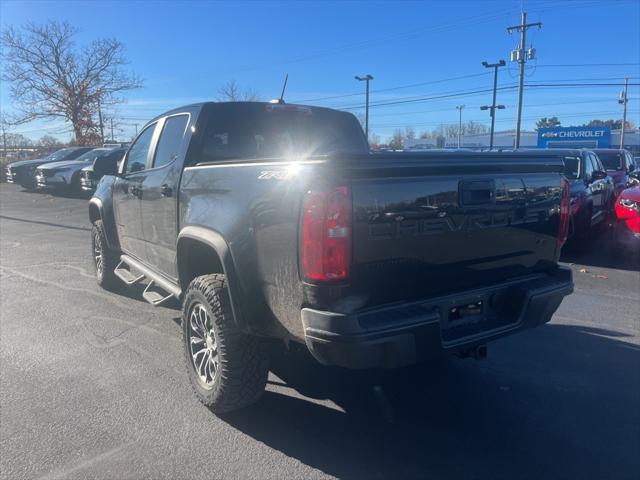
[1,0,639,143]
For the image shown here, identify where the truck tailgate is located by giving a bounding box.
[345,153,564,306]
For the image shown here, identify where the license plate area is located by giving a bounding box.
[448,300,484,324]
[439,286,523,345]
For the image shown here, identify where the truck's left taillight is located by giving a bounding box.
[558,176,570,247]
[302,186,351,282]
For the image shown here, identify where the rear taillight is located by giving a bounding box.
[302,186,351,282]
[558,177,570,246]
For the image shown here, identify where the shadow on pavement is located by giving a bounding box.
[0,214,90,232]
[222,324,640,480]
[561,228,639,272]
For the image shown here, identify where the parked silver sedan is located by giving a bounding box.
[35,147,125,193]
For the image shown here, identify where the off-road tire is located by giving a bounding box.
[182,274,269,413]
[91,220,119,289]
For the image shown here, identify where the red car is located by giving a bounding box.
[612,182,640,256]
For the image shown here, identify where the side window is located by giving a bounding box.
[123,124,155,174]
[626,152,636,171]
[584,154,594,181]
[153,114,189,168]
[591,154,603,172]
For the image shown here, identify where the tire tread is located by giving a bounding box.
[182,274,268,413]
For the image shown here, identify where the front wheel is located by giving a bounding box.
[182,274,269,413]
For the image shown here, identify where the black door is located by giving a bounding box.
[112,123,158,260]
[139,113,191,279]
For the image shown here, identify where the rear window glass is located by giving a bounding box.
[198,104,367,162]
[596,152,623,170]
[563,156,581,179]
[154,114,189,168]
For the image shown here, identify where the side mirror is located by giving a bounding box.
[93,156,119,177]
[591,170,608,181]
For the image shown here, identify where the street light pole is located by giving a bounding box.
[456,105,465,148]
[481,60,506,150]
[355,74,374,143]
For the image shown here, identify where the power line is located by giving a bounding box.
[336,81,639,110]
[370,109,640,129]
[531,62,640,68]
[337,85,521,110]
[293,72,492,103]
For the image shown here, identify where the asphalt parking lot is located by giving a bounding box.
[0,183,638,480]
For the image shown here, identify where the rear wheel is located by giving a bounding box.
[91,220,119,289]
[182,274,269,413]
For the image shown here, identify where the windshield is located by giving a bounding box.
[198,104,368,162]
[45,148,79,162]
[73,149,110,162]
[563,156,581,179]
[596,152,623,170]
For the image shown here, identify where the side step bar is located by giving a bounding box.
[114,259,145,285]
[143,281,174,306]
[116,254,182,306]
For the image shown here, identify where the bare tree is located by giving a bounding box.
[404,127,416,141]
[4,132,33,147]
[37,135,61,148]
[217,79,260,102]
[388,129,404,150]
[369,132,380,149]
[442,121,489,139]
[1,21,142,144]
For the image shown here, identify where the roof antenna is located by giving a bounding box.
[278,73,288,104]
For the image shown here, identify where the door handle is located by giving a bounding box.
[160,184,172,197]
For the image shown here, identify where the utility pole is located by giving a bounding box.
[456,105,465,148]
[134,123,139,136]
[97,97,104,144]
[110,118,114,142]
[355,74,374,143]
[619,77,628,149]
[0,122,7,159]
[481,60,506,150]
[507,11,542,148]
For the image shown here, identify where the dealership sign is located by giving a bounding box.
[537,126,611,148]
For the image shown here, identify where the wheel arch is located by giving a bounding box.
[177,226,248,332]
[88,197,119,250]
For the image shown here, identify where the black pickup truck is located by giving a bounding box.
[89,101,573,413]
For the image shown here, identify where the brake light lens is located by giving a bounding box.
[302,186,351,281]
[558,177,570,246]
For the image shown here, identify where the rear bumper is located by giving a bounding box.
[302,267,573,369]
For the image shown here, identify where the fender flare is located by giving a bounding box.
[177,226,247,331]
[88,197,120,250]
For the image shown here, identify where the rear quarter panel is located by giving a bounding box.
[179,160,325,339]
